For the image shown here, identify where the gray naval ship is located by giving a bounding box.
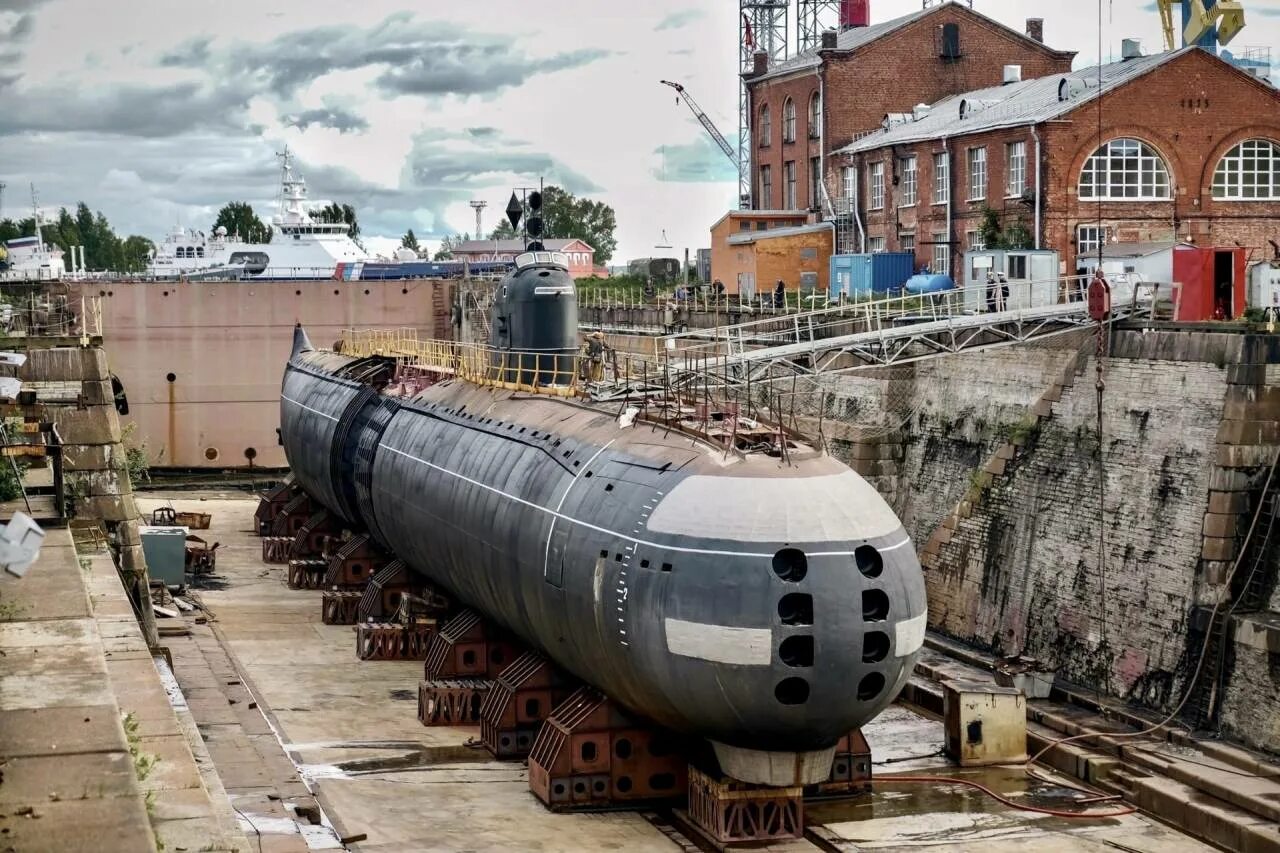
[279,248,927,786]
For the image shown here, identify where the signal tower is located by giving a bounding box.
[797,0,841,52]
[739,0,790,208]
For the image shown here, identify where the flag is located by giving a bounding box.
[742,13,755,49]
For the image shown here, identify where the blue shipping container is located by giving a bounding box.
[828,253,916,299]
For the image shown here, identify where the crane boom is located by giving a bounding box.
[660,80,740,168]
[1157,0,1177,51]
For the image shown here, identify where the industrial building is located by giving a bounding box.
[451,238,598,278]
[836,45,1280,309]
[743,2,1074,215]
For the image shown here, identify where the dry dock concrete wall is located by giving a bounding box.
[810,330,1280,754]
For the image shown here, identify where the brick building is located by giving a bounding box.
[451,238,597,278]
[710,210,812,294]
[834,46,1280,280]
[744,2,1074,213]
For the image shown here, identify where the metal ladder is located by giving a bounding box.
[1186,466,1280,729]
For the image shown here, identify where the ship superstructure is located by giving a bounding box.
[146,148,373,280]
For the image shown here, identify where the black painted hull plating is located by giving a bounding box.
[280,347,928,755]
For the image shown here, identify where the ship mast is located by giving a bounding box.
[29,184,41,253]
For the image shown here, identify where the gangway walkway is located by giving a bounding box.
[655,275,1159,388]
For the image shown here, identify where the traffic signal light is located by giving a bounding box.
[527,190,544,251]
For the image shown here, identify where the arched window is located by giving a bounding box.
[809,92,821,139]
[759,105,771,147]
[1078,138,1172,200]
[1212,139,1280,200]
[783,97,796,143]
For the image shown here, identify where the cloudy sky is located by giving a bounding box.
[1,0,1277,262]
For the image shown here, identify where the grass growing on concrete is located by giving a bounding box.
[123,711,165,851]
[0,592,28,620]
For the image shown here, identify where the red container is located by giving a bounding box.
[840,0,869,29]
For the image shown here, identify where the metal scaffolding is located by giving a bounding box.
[740,0,790,208]
[796,0,840,53]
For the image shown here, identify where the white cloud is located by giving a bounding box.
[0,0,1274,264]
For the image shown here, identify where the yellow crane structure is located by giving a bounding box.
[1155,0,1246,52]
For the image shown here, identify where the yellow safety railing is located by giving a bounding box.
[338,330,586,397]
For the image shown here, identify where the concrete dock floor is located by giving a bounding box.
[141,492,1214,853]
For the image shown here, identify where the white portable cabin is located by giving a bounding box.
[961,249,1060,312]
[1249,261,1280,313]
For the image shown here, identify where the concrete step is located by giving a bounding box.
[1025,719,1124,788]
[1131,775,1280,853]
[1123,741,1280,825]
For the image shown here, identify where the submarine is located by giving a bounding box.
[279,248,927,786]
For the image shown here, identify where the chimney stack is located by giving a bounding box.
[839,0,869,31]
[752,49,769,76]
[820,28,838,50]
[1121,38,1142,60]
[1026,18,1044,43]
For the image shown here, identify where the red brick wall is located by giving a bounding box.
[842,50,1280,284]
[746,5,1074,212]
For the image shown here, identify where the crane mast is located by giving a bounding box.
[660,80,742,185]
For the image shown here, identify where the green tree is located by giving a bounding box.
[433,234,454,261]
[213,202,271,243]
[400,229,420,252]
[977,206,1004,250]
[540,186,617,266]
[488,219,518,240]
[313,202,359,239]
[119,236,155,273]
[0,220,19,244]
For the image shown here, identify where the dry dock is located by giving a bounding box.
[127,492,1214,852]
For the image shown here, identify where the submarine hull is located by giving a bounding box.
[280,341,927,783]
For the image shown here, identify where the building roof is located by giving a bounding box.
[839,48,1190,154]
[727,223,832,246]
[452,238,592,253]
[710,209,809,231]
[751,1,1072,84]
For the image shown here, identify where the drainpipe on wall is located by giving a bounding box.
[1031,125,1042,250]
[819,73,826,217]
[854,154,866,253]
[944,136,952,272]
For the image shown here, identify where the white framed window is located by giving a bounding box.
[868,236,886,253]
[783,97,796,143]
[933,152,949,204]
[932,232,949,274]
[1079,138,1171,200]
[967,229,985,251]
[870,162,885,210]
[968,147,987,200]
[900,155,918,206]
[900,232,915,254]
[1077,224,1110,256]
[842,165,856,201]
[809,92,821,139]
[1212,139,1280,200]
[1006,141,1026,198]
[759,165,772,208]
[759,106,771,147]
[784,160,797,208]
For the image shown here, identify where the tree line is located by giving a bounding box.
[0,184,617,272]
[412,186,617,266]
[0,204,154,273]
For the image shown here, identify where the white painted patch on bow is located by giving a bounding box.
[664,618,772,665]
[895,611,928,657]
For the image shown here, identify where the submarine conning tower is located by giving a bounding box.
[488,250,579,387]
